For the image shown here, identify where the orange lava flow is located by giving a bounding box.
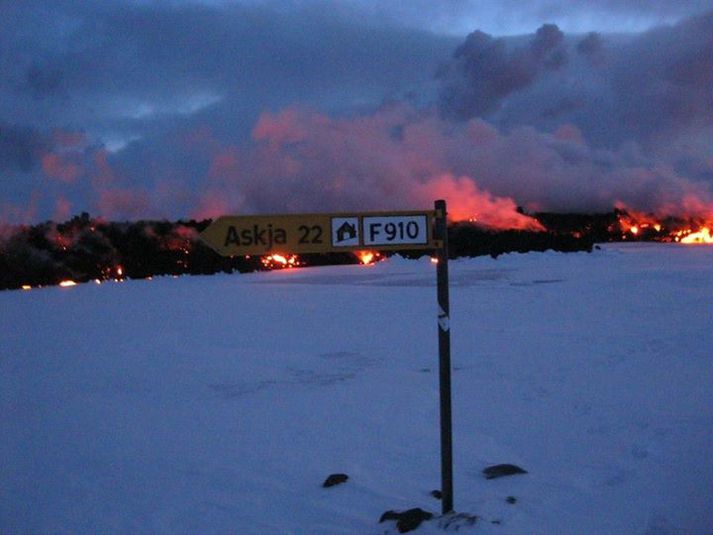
[261,254,301,269]
[679,228,713,244]
[355,250,380,265]
[615,205,713,244]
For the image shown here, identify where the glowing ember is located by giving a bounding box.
[430,257,439,264]
[614,207,667,239]
[614,207,713,244]
[116,266,124,277]
[261,254,301,269]
[680,228,713,244]
[355,251,379,265]
[21,285,31,290]
[59,280,77,287]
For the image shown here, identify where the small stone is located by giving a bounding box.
[322,473,349,487]
[430,489,442,500]
[379,508,433,533]
[506,496,517,504]
[483,463,528,480]
[379,510,400,522]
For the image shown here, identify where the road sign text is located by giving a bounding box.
[363,215,428,246]
[200,210,437,256]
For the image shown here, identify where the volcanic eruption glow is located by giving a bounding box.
[6,199,713,292]
[613,205,713,245]
[679,228,713,244]
[261,254,301,269]
[355,251,380,265]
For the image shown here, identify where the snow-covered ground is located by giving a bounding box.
[2,243,712,534]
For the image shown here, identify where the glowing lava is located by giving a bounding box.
[679,228,713,244]
[261,254,300,269]
[355,251,380,265]
[615,209,665,239]
[615,207,713,244]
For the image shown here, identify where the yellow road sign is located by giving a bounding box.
[200,210,438,256]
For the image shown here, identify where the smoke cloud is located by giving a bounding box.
[230,106,713,219]
[438,24,567,120]
[0,2,712,226]
[75,103,705,226]
[0,123,47,173]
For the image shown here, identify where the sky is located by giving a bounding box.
[1,0,712,225]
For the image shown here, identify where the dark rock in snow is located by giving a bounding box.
[379,508,434,533]
[380,511,401,522]
[483,463,528,479]
[430,489,442,500]
[506,496,517,504]
[322,473,349,487]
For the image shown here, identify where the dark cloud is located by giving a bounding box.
[608,11,713,144]
[0,1,454,140]
[0,124,48,173]
[531,23,566,63]
[438,24,568,120]
[576,32,605,65]
[25,64,64,99]
[440,11,713,152]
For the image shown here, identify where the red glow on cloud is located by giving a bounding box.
[252,108,308,147]
[42,153,81,183]
[96,189,150,220]
[553,124,585,145]
[246,107,545,231]
[677,193,713,220]
[191,191,233,220]
[616,188,713,223]
[420,174,545,230]
[208,150,240,178]
[92,149,116,188]
[53,197,72,221]
[4,103,713,231]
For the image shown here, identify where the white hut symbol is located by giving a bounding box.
[336,221,358,242]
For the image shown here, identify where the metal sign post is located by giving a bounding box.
[434,199,453,514]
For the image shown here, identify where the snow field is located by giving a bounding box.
[2,244,712,534]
